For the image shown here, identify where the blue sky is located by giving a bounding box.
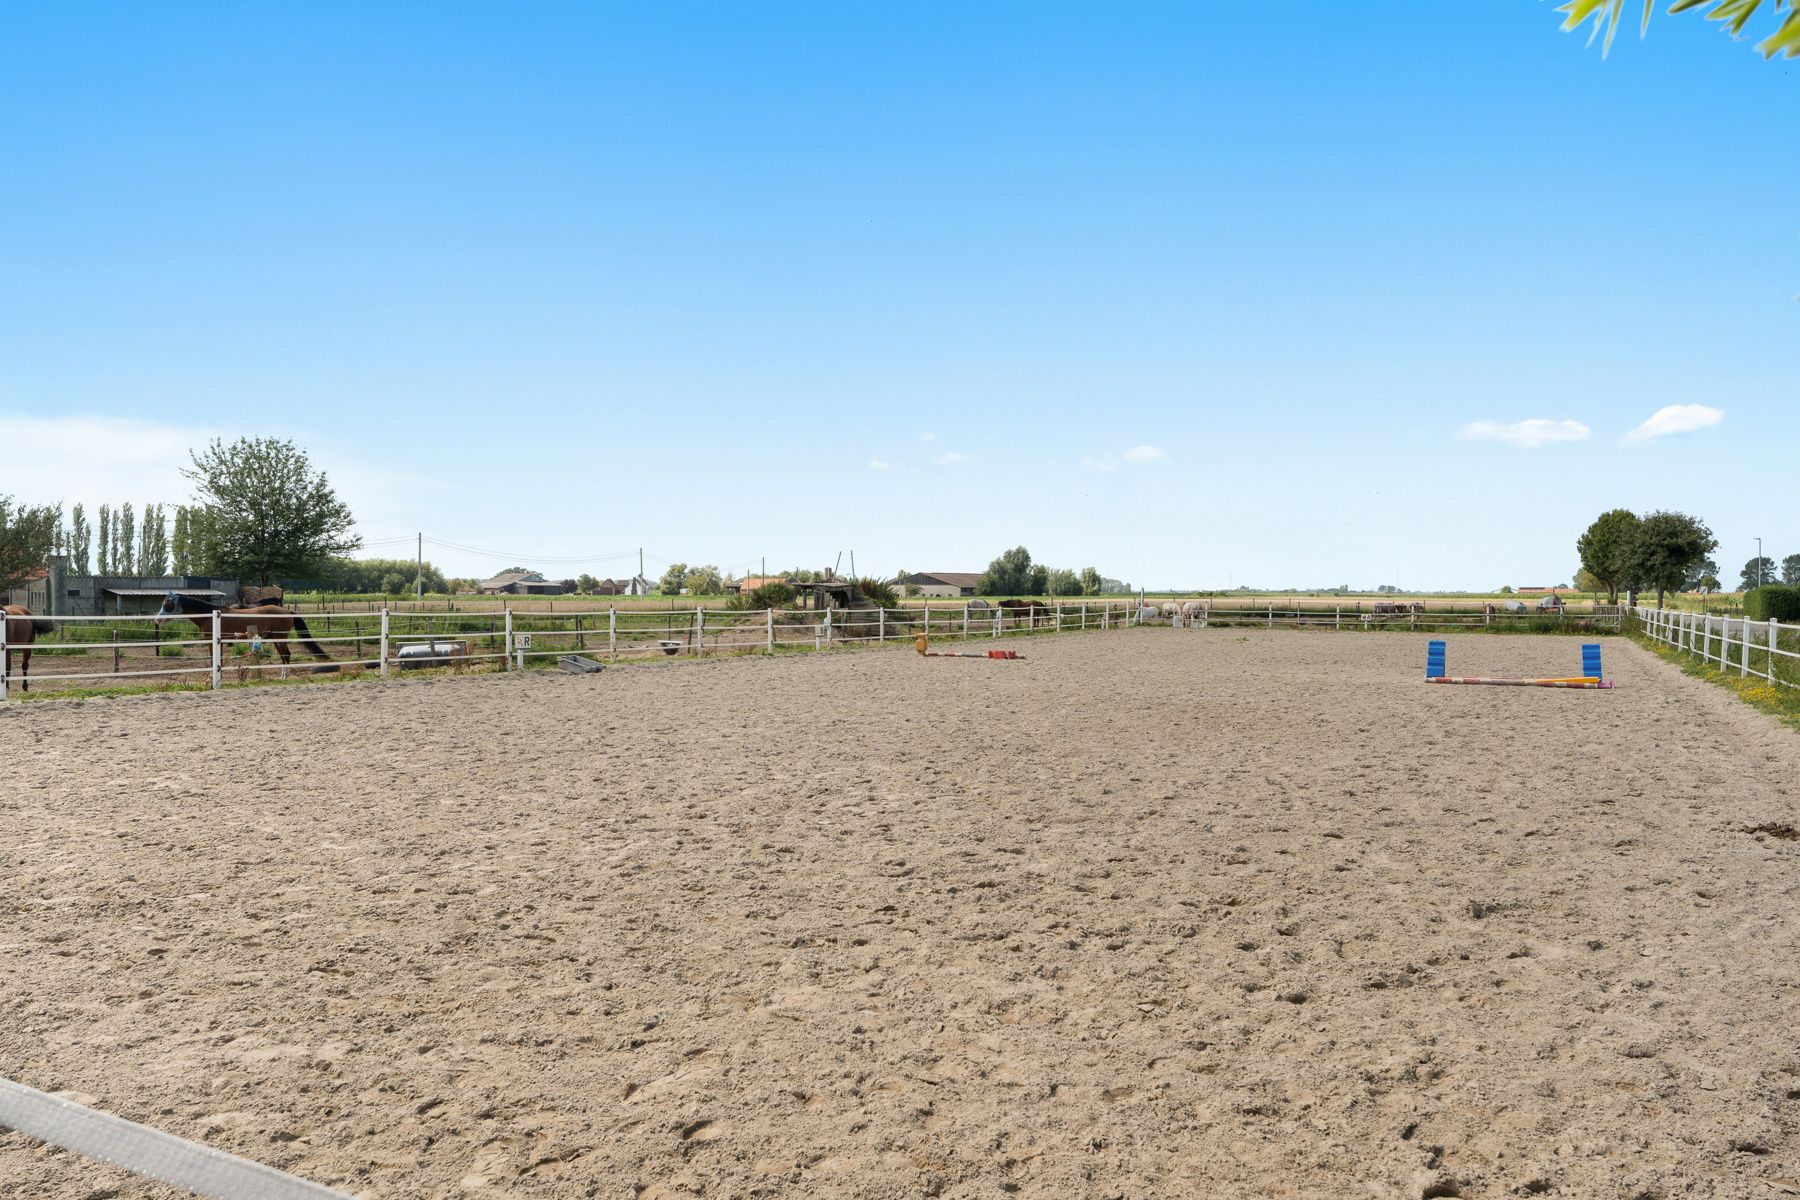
[2,3,1794,589]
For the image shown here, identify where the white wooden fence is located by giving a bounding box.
[1159,602,1624,632]
[1635,605,1797,689]
[0,601,1138,700]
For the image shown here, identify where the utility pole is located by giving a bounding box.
[638,548,644,595]
[1757,537,1764,590]
[415,532,423,598]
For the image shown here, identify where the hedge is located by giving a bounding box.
[1744,585,1800,622]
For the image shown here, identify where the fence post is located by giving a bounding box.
[825,609,833,650]
[1771,619,1781,684]
[695,606,704,657]
[1081,602,1088,630]
[210,611,222,691]
[994,608,1001,638]
[113,629,121,675]
[879,606,885,644]
[1740,615,1750,676]
[963,605,970,638]
[575,614,585,651]
[380,608,390,678]
[504,607,514,669]
[924,604,931,638]
[609,607,617,661]
[766,606,775,654]
[0,614,8,701]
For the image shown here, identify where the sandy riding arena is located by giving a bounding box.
[3,629,1798,1199]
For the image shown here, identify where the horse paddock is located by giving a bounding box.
[3,628,1797,1199]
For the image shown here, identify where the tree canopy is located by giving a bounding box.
[1739,556,1779,592]
[1559,0,1800,59]
[1630,510,1718,608]
[1784,554,1800,586]
[979,546,1035,595]
[0,495,61,594]
[1576,508,1641,603]
[183,437,360,585]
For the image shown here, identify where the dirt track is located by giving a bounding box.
[3,629,1797,1199]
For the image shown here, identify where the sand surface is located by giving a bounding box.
[3,629,1797,1199]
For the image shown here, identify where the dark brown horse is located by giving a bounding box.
[156,591,338,672]
[996,598,1049,628]
[2,605,55,693]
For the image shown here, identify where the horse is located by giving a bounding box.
[156,591,338,673]
[996,598,1048,628]
[2,605,55,693]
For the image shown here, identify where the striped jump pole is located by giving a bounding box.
[1424,639,1614,688]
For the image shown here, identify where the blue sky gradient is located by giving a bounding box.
[2,3,1794,588]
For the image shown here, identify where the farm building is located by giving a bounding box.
[894,571,983,597]
[584,575,653,596]
[5,557,240,617]
[479,570,574,596]
[732,576,790,594]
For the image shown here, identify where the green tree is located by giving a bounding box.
[1079,566,1102,596]
[1558,0,1800,60]
[1630,510,1718,609]
[138,503,170,576]
[182,437,360,585]
[115,502,136,575]
[576,573,599,593]
[1683,556,1720,591]
[659,563,689,594]
[1045,567,1081,596]
[979,546,1034,595]
[170,506,190,574]
[1026,564,1049,595]
[1573,568,1603,596]
[1739,556,1778,592]
[67,504,91,574]
[1784,554,1800,586]
[684,564,724,594]
[0,496,61,593]
[96,504,112,575]
[1576,509,1642,604]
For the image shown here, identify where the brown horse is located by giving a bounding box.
[156,591,338,672]
[996,598,1048,628]
[2,605,56,693]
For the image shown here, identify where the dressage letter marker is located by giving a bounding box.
[1424,639,1613,689]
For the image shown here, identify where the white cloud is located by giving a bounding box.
[1458,418,1591,448]
[868,459,891,470]
[1624,404,1724,443]
[933,451,970,465]
[919,431,938,442]
[1083,444,1170,471]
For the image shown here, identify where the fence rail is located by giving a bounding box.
[0,601,1138,701]
[1634,605,1798,691]
[1156,602,1624,633]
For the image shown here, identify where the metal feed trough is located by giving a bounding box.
[558,654,605,674]
[394,640,467,669]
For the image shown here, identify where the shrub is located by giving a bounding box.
[1744,585,1800,622]
[728,581,797,610]
[855,578,899,609]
